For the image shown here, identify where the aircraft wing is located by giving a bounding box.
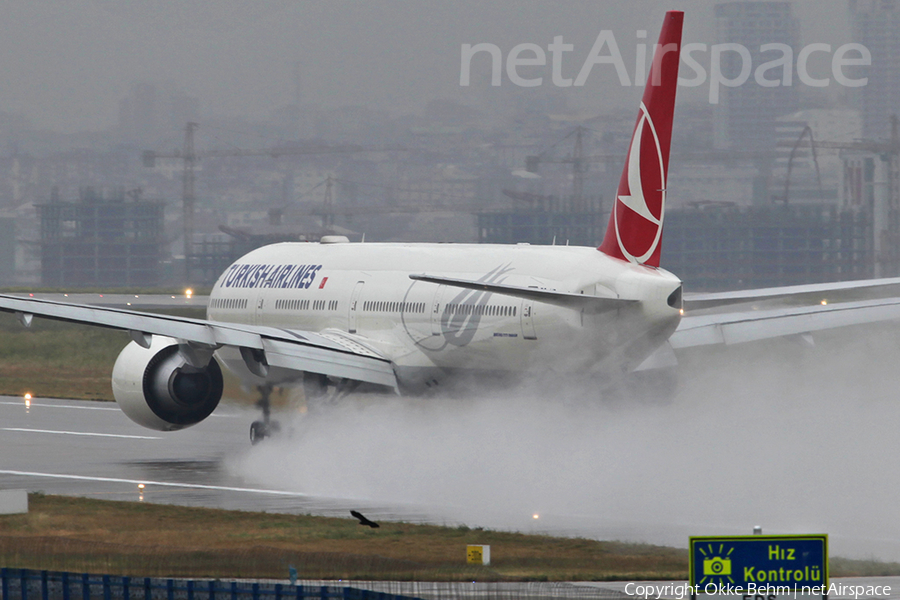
[671,296,900,349]
[684,277,900,311]
[0,293,397,390]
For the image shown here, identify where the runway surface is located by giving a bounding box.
[4,392,900,568]
[0,395,426,521]
[3,395,900,598]
[0,394,753,549]
[0,394,736,543]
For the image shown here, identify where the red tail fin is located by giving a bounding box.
[598,10,683,268]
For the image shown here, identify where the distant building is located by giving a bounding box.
[840,151,877,208]
[477,195,605,247]
[849,0,900,138]
[37,188,165,288]
[713,1,800,151]
[839,148,900,277]
[663,204,873,291]
[666,163,758,208]
[188,231,301,287]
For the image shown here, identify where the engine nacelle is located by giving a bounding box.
[112,335,223,431]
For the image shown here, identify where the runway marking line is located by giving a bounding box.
[0,401,239,418]
[0,428,162,440]
[0,470,309,497]
[0,401,118,411]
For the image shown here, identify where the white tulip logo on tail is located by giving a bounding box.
[613,101,666,265]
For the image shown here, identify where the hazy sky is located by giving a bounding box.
[0,1,854,134]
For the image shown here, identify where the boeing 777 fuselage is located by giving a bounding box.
[207,242,683,393]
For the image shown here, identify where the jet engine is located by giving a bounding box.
[112,335,223,431]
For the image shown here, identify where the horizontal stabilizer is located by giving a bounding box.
[409,274,636,314]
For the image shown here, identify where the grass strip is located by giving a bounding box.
[0,494,690,581]
[3,495,899,582]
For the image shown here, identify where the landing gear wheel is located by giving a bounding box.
[249,384,281,445]
[250,420,267,445]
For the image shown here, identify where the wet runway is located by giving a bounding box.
[0,394,754,553]
[4,389,900,571]
[0,394,721,542]
[0,395,425,521]
[3,395,897,596]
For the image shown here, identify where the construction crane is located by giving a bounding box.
[142,122,406,282]
[780,125,824,205]
[520,126,595,212]
[778,116,900,201]
[778,115,900,276]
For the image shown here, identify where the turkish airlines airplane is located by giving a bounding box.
[4,11,900,442]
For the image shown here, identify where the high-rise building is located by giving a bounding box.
[38,188,164,288]
[849,0,900,139]
[663,204,874,290]
[713,1,800,151]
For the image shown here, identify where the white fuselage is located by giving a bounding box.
[207,242,683,392]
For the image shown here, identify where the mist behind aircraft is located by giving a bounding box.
[231,322,900,562]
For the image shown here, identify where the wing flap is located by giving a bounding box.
[409,274,635,314]
[684,277,900,310]
[262,338,397,389]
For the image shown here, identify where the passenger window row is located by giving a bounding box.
[363,301,426,314]
[211,298,248,310]
[273,299,339,311]
[444,303,516,317]
[213,297,514,318]
[275,299,310,310]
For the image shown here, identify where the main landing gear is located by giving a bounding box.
[247,375,364,445]
[304,373,361,410]
[250,384,281,445]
